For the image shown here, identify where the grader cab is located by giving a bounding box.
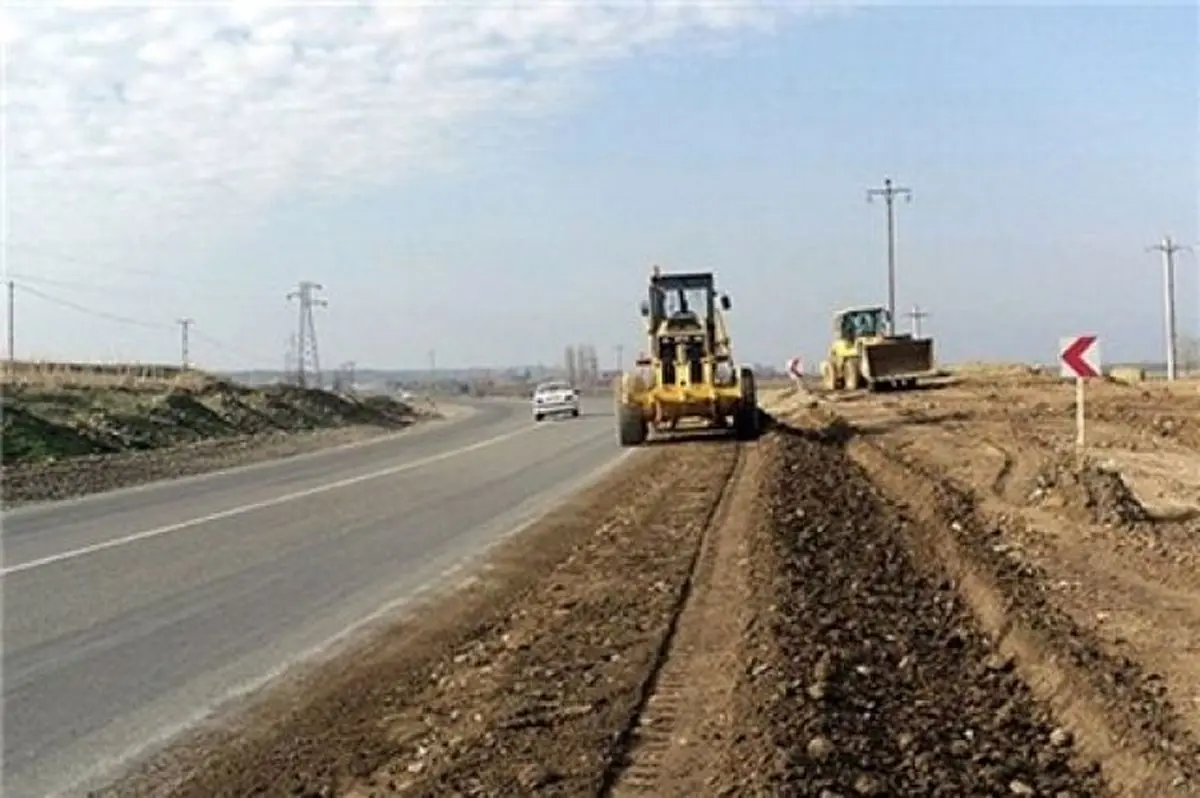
[614,266,759,446]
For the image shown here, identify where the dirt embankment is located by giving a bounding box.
[769,371,1200,795]
[744,423,1112,797]
[101,412,1143,798]
[1,377,435,506]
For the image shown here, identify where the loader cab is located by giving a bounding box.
[835,306,889,343]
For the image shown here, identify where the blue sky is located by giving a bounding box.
[6,3,1197,372]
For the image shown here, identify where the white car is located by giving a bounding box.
[532,381,580,422]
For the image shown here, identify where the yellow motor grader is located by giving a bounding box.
[614,266,759,446]
[820,305,936,392]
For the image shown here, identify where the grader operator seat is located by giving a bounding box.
[643,271,720,386]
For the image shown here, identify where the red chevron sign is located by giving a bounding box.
[1059,335,1100,379]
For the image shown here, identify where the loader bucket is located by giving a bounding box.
[862,338,934,381]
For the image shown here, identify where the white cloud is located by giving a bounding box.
[5,1,831,269]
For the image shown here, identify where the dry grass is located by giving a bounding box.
[1,360,220,392]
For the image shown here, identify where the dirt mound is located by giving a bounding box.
[1121,408,1197,444]
[1,383,432,506]
[1029,456,1151,527]
[1072,463,1153,526]
[747,427,1107,797]
[1,383,418,467]
[0,399,114,461]
[783,367,1200,791]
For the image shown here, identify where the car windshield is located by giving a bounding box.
[537,382,571,393]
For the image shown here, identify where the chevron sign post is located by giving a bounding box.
[1060,334,1101,447]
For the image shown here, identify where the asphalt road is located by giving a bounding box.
[2,398,628,798]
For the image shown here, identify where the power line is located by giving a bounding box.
[866,177,913,335]
[5,245,279,302]
[12,280,275,367]
[5,272,122,293]
[6,267,268,304]
[16,282,171,330]
[189,328,275,367]
[6,242,188,282]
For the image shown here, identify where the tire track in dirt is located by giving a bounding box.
[600,441,759,798]
[374,441,745,797]
[330,438,747,797]
[983,438,1016,498]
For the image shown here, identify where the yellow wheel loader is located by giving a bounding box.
[615,266,759,446]
[819,305,936,392]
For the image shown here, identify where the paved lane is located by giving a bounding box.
[2,398,626,797]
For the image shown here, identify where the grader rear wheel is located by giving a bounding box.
[617,403,648,446]
[734,367,761,441]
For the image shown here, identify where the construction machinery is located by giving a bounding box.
[819,305,936,392]
[614,266,759,446]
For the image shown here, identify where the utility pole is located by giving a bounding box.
[6,279,14,368]
[578,344,597,386]
[286,281,327,388]
[867,176,913,335]
[905,305,929,338]
[176,317,194,370]
[616,344,624,373]
[564,345,577,385]
[1147,236,1191,382]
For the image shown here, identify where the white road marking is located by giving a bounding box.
[1,424,539,576]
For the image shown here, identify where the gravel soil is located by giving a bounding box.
[773,372,1200,795]
[745,424,1111,797]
